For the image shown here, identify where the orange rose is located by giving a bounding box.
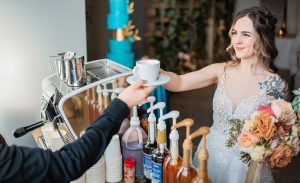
[251,111,277,141]
[238,131,259,148]
[269,144,293,168]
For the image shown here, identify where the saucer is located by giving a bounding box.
[126,74,170,86]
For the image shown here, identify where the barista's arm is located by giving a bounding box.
[0,98,129,183]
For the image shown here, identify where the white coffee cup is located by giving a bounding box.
[133,59,160,82]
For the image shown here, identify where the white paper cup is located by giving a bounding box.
[86,156,106,183]
[71,174,86,183]
[105,155,122,182]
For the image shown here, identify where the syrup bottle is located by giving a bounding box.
[121,105,148,180]
[162,110,182,183]
[151,102,169,183]
[143,100,165,183]
[190,127,212,183]
[175,118,197,183]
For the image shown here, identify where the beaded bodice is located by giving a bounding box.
[211,75,267,135]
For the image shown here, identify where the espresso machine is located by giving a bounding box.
[21,58,132,149]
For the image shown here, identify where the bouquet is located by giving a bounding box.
[226,89,300,168]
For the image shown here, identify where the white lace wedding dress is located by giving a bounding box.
[192,74,289,183]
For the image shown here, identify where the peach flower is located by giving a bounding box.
[269,144,293,168]
[271,99,296,124]
[251,111,277,141]
[238,131,259,148]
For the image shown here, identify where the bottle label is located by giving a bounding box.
[124,167,135,183]
[143,153,152,179]
[152,162,162,183]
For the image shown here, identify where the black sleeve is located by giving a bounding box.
[0,98,129,183]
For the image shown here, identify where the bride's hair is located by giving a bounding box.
[0,133,7,145]
[226,6,278,73]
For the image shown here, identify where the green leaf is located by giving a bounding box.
[225,119,243,148]
[292,89,300,95]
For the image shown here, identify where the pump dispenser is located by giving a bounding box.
[174,118,197,183]
[162,110,182,183]
[151,102,169,183]
[190,127,211,183]
[142,96,157,182]
[121,104,148,180]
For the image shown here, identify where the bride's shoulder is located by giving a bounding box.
[259,73,290,100]
[206,62,228,74]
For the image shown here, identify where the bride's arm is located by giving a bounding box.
[161,63,226,92]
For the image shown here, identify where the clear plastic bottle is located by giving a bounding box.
[121,106,148,180]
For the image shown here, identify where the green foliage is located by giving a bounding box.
[240,151,251,164]
[292,88,300,113]
[147,0,235,73]
[225,118,243,148]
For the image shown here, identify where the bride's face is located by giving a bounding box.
[231,16,258,60]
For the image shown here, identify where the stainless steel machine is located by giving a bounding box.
[35,59,132,147]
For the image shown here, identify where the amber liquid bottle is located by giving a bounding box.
[176,119,198,183]
[162,111,182,183]
[191,127,212,183]
[163,140,182,183]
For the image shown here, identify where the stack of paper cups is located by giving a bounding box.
[71,174,86,183]
[104,134,123,182]
[86,156,106,183]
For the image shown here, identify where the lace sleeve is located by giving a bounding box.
[259,75,290,101]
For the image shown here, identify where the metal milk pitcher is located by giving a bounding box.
[48,52,75,82]
[64,56,86,87]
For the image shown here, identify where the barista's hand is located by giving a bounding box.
[118,80,156,108]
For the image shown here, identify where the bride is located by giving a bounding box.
[162,7,289,183]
